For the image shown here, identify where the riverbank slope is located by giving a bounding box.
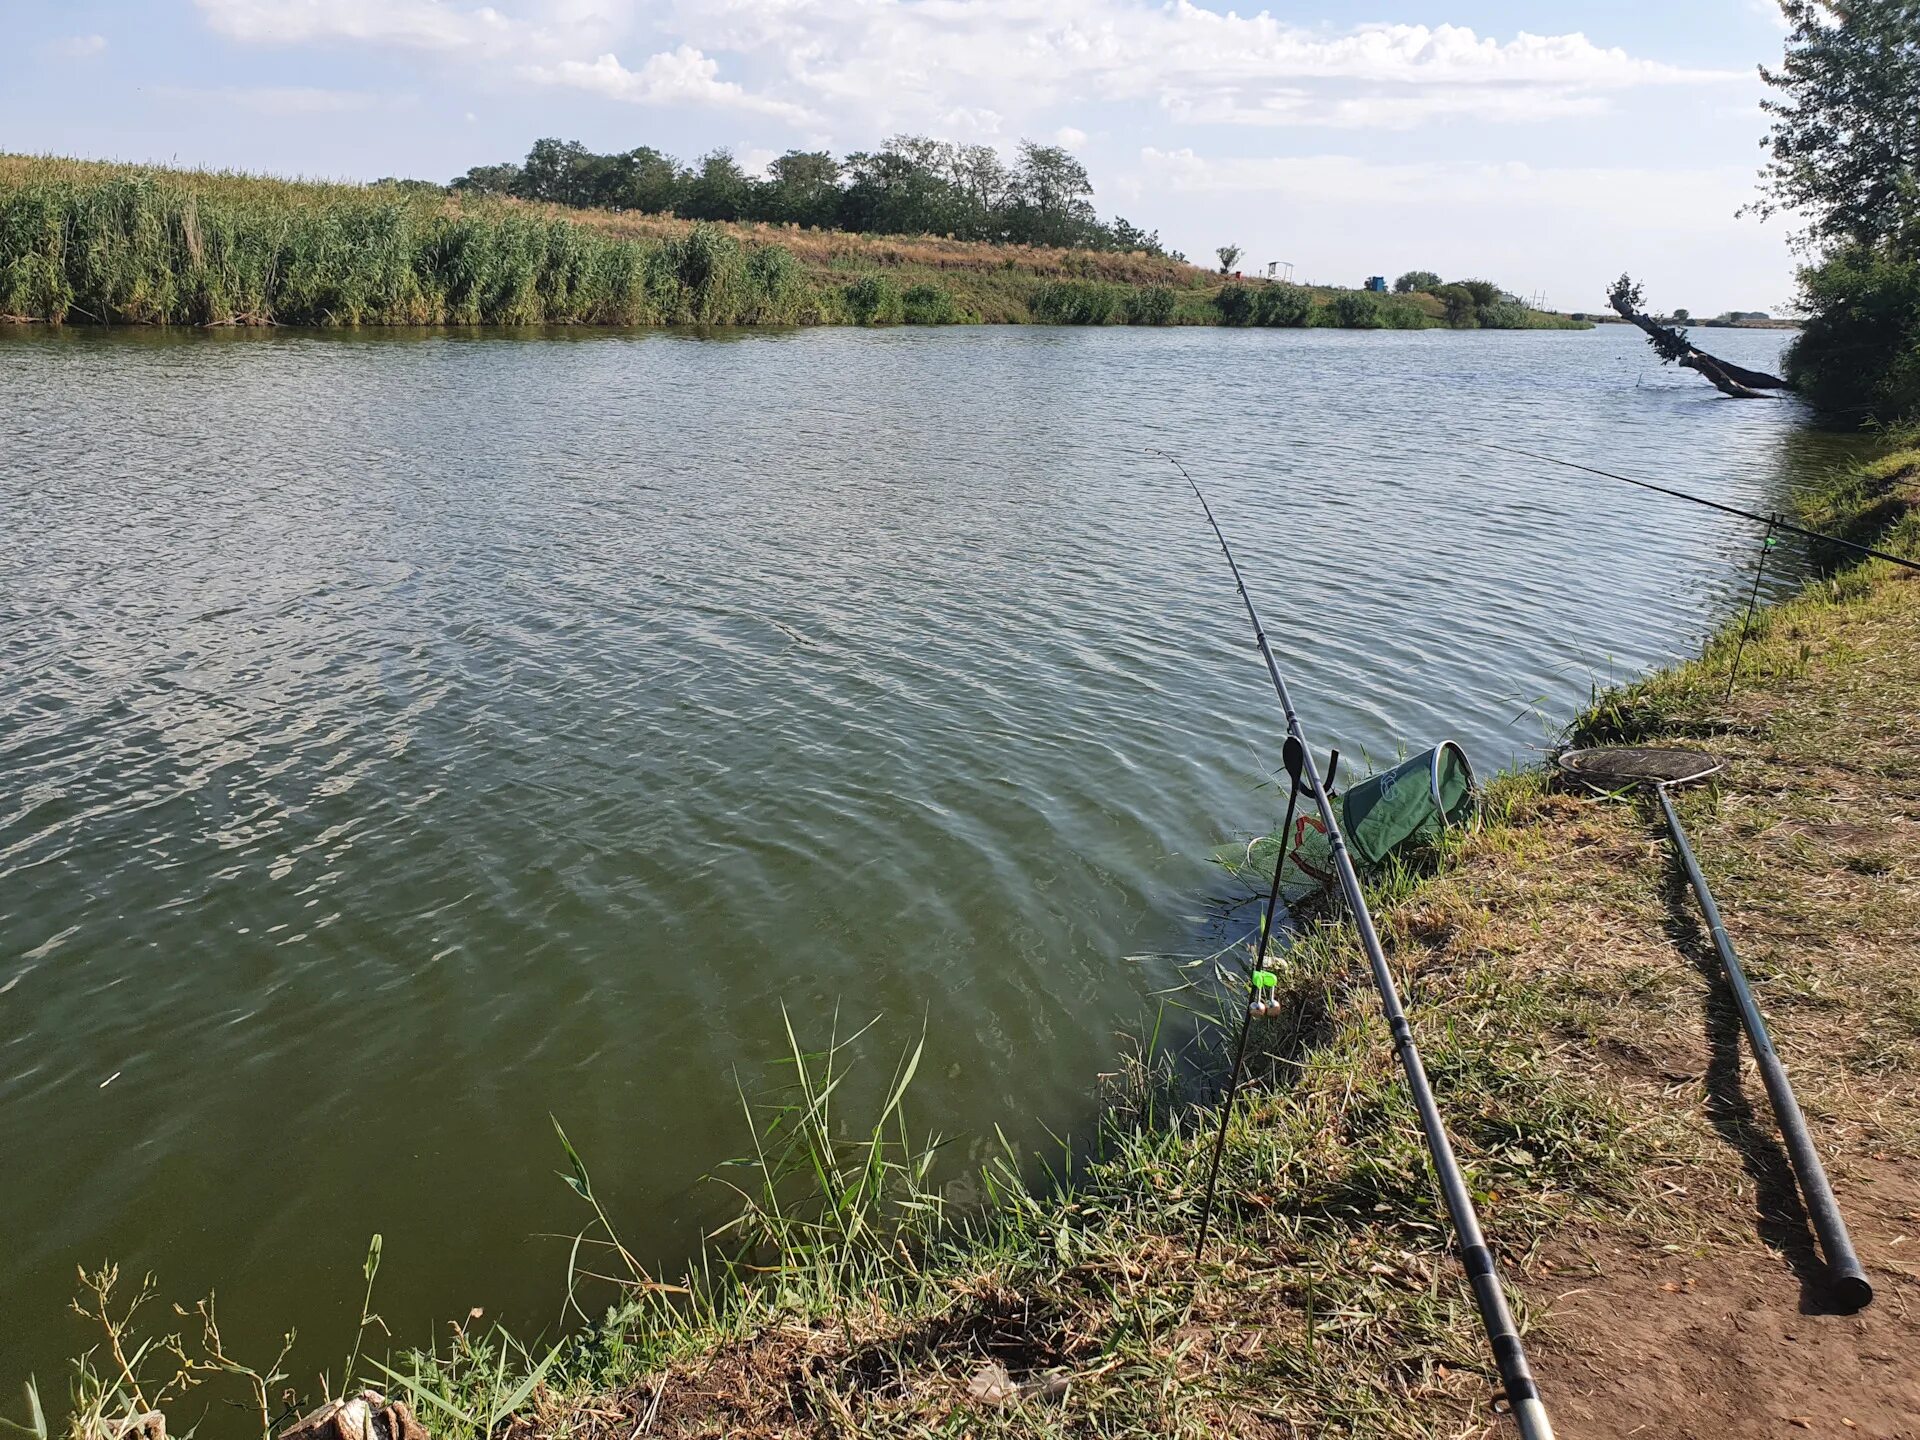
[0,156,1588,331]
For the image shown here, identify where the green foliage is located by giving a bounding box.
[1325,291,1385,329]
[0,174,842,327]
[1434,283,1479,327]
[1120,285,1177,325]
[456,132,1165,255]
[900,281,961,324]
[1477,298,1530,329]
[1030,279,1120,324]
[1786,248,1920,422]
[1753,0,1920,256]
[1379,297,1433,330]
[1393,270,1442,294]
[1215,243,1243,274]
[1251,284,1313,327]
[840,273,903,325]
[1211,283,1255,325]
[1450,278,1500,308]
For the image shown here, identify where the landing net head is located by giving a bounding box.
[1556,746,1724,793]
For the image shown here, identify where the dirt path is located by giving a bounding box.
[1509,568,1920,1438]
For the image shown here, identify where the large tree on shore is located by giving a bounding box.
[1750,0,1920,257]
[1751,1,1920,420]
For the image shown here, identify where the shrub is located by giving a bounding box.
[901,281,960,324]
[1030,279,1120,324]
[1211,283,1256,325]
[1380,297,1432,329]
[1121,285,1176,325]
[1326,291,1385,328]
[1478,299,1530,329]
[1450,278,1501,308]
[841,273,903,324]
[1786,248,1920,424]
[1251,284,1313,327]
[1394,269,1441,294]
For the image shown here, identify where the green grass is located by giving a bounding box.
[0,155,1593,333]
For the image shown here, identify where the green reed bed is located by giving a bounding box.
[0,171,828,327]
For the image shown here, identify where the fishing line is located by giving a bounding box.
[1482,442,1920,576]
[1152,449,1556,1440]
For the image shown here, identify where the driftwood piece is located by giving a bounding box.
[1608,288,1790,399]
[278,1391,427,1440]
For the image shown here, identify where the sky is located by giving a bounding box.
[4,1,1805,315]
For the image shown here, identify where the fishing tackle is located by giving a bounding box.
[1483,442,1920,577]
[1558,746,1872,1311]
[1157,449,1556,1440]
[1195,733,1305,1257]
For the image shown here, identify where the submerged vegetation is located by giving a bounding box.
[0,156,1588,333]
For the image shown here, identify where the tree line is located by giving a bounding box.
[447,137,1175,257]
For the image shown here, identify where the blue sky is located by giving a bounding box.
[6,1,1801,313]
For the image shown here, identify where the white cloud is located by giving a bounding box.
[193,2,1739,136]
[1053,126,1088,148]
[195,0,522,53]
[527,46,817,122]
[44,33,108,59]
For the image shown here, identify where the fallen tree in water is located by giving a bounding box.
[1608,274,1791,398]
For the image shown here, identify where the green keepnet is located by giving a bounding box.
[1338,742,1476,868]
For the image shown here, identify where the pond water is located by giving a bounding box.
[0,322,1855,1394]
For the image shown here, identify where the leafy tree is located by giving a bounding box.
[1752,0,1920,255]
[450,164,523,197]
[1108,217,1164,254]
[607,147,685,213]
[761,150,842,227]
[683,150,751,222]
[1394,269,1441,293]
[1450,278,1500,308]
[1671,307,1692,323]
[1007,142,1099,247]
[1216,244,1242,274]
[1434,283,1479,327]
[519,138,596,205]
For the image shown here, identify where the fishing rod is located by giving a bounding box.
[1482,441,1920,577]
[1194,733,1304,1260]
[1652,782,1873,1311]
[1154,450,1555,1440]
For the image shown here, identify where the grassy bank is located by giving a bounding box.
[0,156,1588,332]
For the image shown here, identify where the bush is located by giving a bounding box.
[1394,269,1441,294]
[1380,297,1432,330]
[841,273,903,324]
[1211,283,1256,325]
[1326,291,1385,329]
[1786,249,1920,424]
[1251,284,1313,327]
[1121,285,1176,325]
[901,281,960,324]
[1478,299,1530,329]
[1031,279,1119,324]
[1451,278,1500,308]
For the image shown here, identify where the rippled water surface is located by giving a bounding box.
[0,323,1852,1386]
